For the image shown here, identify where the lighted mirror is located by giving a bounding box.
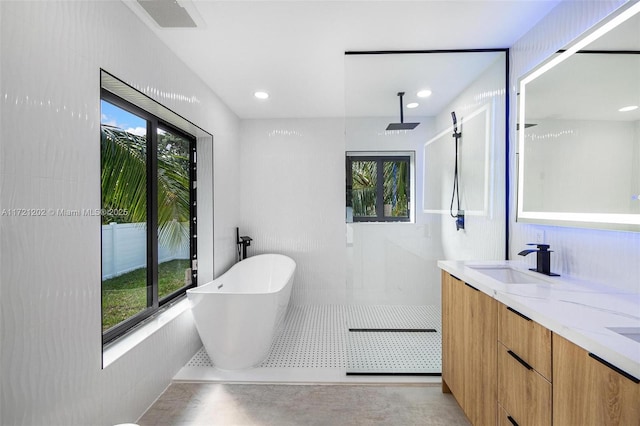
[517,3,640,231]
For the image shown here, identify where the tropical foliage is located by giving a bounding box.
[351,159,409,217]
[351,160,377,216]
[101,124,191,250]
[383,160,409,216]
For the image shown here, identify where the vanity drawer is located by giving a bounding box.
[498,303,552,380]
[498,404,520,426]
[498,342,552,426]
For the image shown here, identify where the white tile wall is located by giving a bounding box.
[0,1,239,424]
[434,55,507,263]
[239,118,347,304]
[510,0,640,293]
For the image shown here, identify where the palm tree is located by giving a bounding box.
[383,161,408,216]
[101,125,190,250]
[351,160,377,216]
[351,160,409,217]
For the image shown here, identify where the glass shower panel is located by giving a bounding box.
[345,51,507,307]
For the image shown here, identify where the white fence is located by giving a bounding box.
[102,222,190,280]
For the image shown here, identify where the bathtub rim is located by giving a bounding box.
[186,253,296,296]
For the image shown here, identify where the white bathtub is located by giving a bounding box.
[186,254,296,370]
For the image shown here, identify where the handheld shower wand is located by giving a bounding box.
[451,111,461,137]
[450,111,464,230]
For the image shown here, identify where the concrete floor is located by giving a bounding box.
[138,383,470,425]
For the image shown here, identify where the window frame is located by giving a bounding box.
[346,152,414,223]
[100,89,197,346]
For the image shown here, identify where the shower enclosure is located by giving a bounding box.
[342,51,508,375]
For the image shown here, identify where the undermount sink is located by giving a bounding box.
[607,327,640,344]
[468,265,553,284]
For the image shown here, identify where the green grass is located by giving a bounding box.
[102,259,191,331]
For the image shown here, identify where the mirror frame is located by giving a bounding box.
[516,2,640,232]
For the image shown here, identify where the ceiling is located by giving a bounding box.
[124,0,560,120]
[344,51,503,118]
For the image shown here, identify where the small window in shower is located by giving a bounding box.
[346,152,413,222]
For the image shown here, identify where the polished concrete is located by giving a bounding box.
[138,383,470,425]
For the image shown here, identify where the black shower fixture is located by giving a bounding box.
[450,111,464,231]
[386,92,420,131]
[516,123,538,130]
[236,227,252,261]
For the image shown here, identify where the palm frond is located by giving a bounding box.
[101,125,192,250]
[101,126,148,223]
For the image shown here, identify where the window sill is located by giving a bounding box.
[102,297,191,368]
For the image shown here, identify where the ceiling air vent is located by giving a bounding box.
[137,0,197,28]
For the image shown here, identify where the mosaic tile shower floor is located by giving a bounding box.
[176,305,441,383]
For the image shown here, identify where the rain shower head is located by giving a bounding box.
[516,123,538,130]
[386,92,420,131]
[386,122,420,131]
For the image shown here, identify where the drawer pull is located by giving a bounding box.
[507,306,532,321]
[507,350,533,371]
[451,274,461,281]
[464,282,480,291]
[507,415,519,426]
[588,353,640,384]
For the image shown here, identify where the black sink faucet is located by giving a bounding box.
[518,243,560,276]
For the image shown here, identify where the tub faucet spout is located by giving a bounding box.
[236,227,252,261]
[518,243,559,276]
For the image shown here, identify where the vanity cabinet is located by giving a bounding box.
[441,271,498,426]
[497,304,552,426]
[441,266,639,426]
[553,334,640,426]
[441,270,463,396]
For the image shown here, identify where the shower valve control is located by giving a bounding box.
[456,210,465,231]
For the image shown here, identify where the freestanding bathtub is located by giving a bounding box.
[186,254,296,370]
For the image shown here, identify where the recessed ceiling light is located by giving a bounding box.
[254,91,269,100]
[618,105,638,112]
[406,102,419,109]
[417,89,432,98]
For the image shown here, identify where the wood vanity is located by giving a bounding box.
[440,268,640,426]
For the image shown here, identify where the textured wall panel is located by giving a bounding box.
[239,118,346,305]
[434,56,507,262]
[510,0,640,292]
[0,1,239,424]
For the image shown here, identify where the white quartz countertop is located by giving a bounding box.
[438,260,640,381]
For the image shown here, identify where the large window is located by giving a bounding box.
[346,153,412,222]
[100,90,196,345]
